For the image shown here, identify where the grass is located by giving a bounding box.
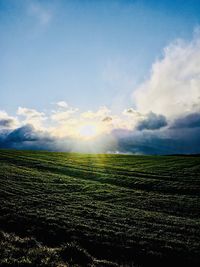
[0,149,200,266]
[0,230,117,266]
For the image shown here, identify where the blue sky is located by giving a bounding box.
[1,0,200,115]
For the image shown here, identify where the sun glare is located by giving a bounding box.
[78,124,98,139]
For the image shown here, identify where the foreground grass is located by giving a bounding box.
[0,231,117,267]
[0,149,200,266]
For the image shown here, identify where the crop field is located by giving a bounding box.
[0,149,200,266]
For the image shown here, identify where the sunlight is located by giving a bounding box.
[78,124,98,139]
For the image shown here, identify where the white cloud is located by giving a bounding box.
[134,32,200,118]
[81,106,111,119]
[17,107,47,128]
[17,107,45,117]
[51,108,78,124]
[0,111,11,119]
[51,110,76,122]
[56,101,68,109]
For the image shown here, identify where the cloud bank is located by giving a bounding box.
[134,32,200,118]
[1,33,200,154]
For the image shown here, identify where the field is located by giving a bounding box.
[0,149,200,266]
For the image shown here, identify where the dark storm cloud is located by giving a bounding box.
[0,124,62,151]
[112,127,200,155]
[171,113,200,129]
[136,112,167,131]
[6,125,40,142]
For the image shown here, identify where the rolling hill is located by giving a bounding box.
[0,149,200,266]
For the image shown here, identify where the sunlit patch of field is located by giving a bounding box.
[0,149,200,266]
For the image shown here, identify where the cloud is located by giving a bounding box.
[81,106,111,119]
[123,108,142,117]
[113,127,200,155]
[0,107,199,154]
[123,108,137,115]
[51,108,78,124]
[17,107,46,128]
[0,124,69,151]
[102,116,113,122]
[6,124,39,143]
[17,107,45,118]
[0,119,15,128]
[134,32,200,119]
[136,112,167,131]
[171,112,200,129]
[6,124,54,144]
[56,101,68,109]
[0,111,18,129]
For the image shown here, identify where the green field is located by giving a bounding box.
[0,149,200,266]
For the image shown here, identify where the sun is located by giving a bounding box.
[78,124,98,139]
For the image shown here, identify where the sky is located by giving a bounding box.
[1,0,200,154]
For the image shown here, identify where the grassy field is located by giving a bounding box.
[0,149,200,266]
